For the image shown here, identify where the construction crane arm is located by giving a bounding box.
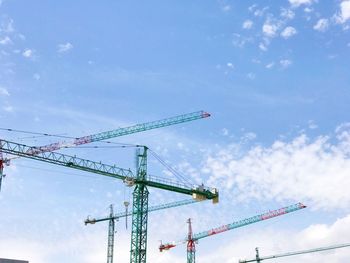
[239,242,350,262]
[22,111,210,155]
[159,203,306,252]
[85,199,202,224]
[0,139,218,201]
[193,203,305,240]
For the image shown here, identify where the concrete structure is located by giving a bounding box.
[0,259,28,263]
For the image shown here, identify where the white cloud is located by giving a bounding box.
[226,62,234,69]
[57,42,73,53]
[313,18,329,32]
[3,18,14,33]
[280,8,295,20]
[0,36,12,45]
[254,7,269,17]
[0,86,10,96]
[232,33,252,48]
[337,0,350,23]
[308,120,318,129]
[22,49,34,58]
[265,62,275,69]
[259,42,268,51]
[280,59,292,68]
[222,128,229,136]
[281,26,297,39]
[289,0,317,8]
[205,125,350,210]
[242,20,253,29]
[304,7,313,13]
[262,22,279,37]
[248,4,257,12]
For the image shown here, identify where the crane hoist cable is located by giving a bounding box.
[148,149,194,186]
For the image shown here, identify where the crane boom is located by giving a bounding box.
[85,199,200,224]
[23,111,210,155]
[0,140,218,201]
[159,203,306,252]
[239,243,350,262]
[193,203,305,240]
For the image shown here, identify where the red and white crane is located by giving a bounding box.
[159,203,306,263]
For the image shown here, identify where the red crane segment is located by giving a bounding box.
[159,203,306,263]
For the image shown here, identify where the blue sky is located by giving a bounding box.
[1,0,350,262]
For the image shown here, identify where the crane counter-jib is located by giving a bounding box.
[0,139,219,201]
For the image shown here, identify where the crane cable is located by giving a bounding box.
[148,149,194,187]
[0,127,140,148]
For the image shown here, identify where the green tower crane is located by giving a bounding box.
[0,111,218,263]
[0,111,210,191]
[85,199,202,263]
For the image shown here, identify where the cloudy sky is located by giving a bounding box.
[1,0,350,262]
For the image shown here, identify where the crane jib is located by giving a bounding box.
[0,139,219,201]
[25,110,211,156]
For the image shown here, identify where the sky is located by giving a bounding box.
[1,0,350,262]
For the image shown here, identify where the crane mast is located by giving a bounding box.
[0,153,3,191]
[187,218,195,263]
[130,146,148,263]
[0,111,218,263]
[107,204,115,263]
[239,242,350,262]
[159,203,306,263]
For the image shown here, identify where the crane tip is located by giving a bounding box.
[202,112,211,118]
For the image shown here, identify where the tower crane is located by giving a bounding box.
[159,203,306,263]
[0,111,219,263]
[0,110,210,191]
[85,199,204,263]
[239,242,350,262]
